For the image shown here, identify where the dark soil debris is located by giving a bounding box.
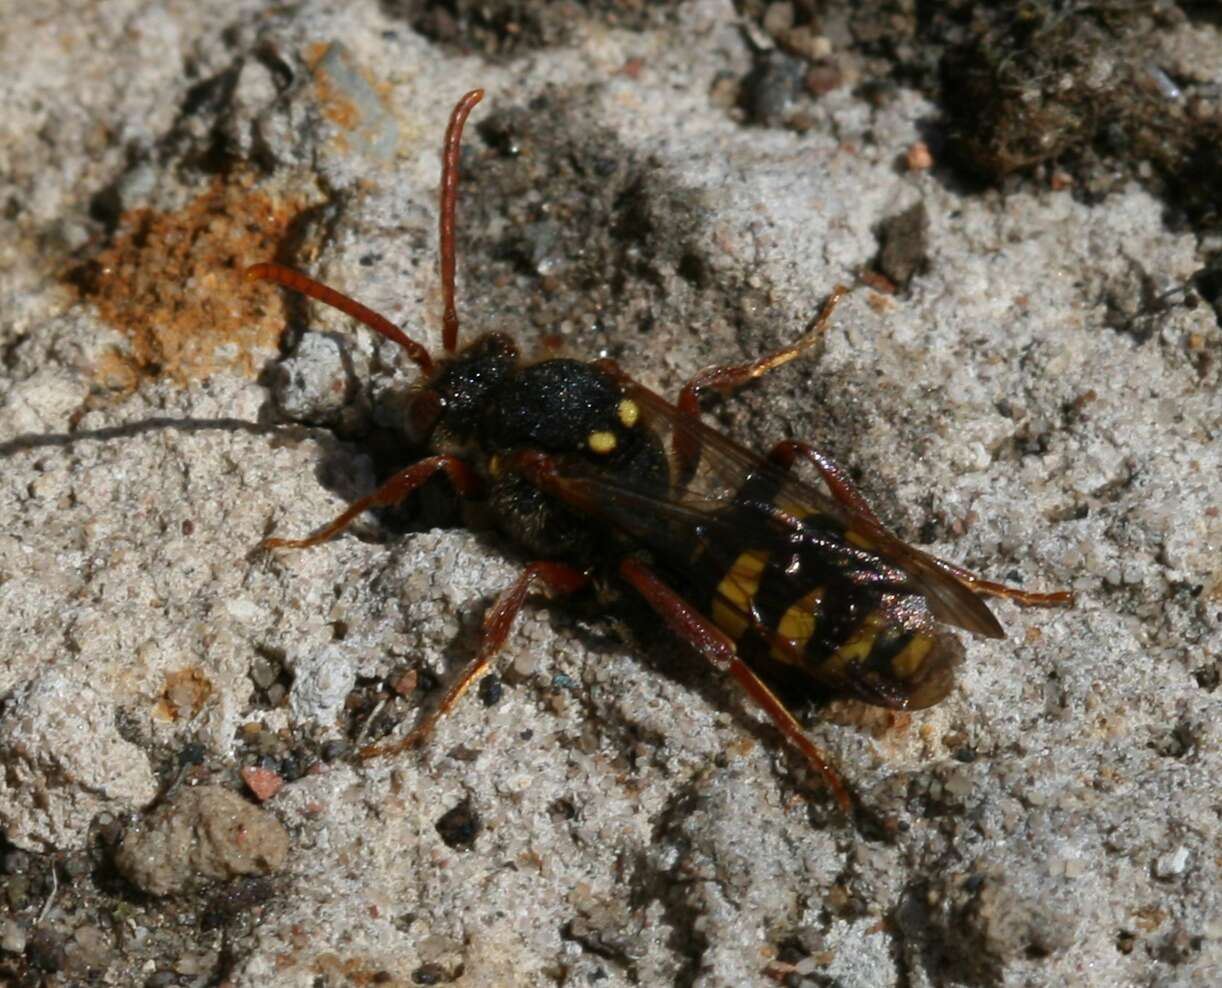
[740,50,811,127]
[739,2,1222,239]
[434,798,481,849]
[389,0,676,59]
[874,200,929,291]
[934,2,1222,228]
[446,87,799,375]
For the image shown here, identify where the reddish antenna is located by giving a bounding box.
[245,262,434,374]
[439,88,484,354]
[245,91,487,373]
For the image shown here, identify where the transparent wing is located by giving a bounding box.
[552,379,1004,640]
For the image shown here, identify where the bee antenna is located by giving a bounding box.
[245,262,434,375]
[439,88,485,354]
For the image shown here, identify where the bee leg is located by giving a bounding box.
[921,557,1074,608]
[770,441,1073,608]
[768,440,884,525]
[359,561,590,761]
[669,285,849,477]
[678,284,849,417]
[258,454,482,551]
[618,556,854,814]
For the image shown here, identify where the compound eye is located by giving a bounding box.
[587,430,617,454]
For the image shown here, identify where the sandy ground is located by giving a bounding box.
[0,2,1218,986]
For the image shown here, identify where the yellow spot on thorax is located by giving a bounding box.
[588,431,617,454]
[617,398,640,428]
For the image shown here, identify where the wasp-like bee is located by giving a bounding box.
[248,90,1071,812]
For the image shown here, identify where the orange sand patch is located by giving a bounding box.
[74,174,309,383]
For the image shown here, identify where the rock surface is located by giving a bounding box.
[114,785,289,897]
[0,2,1218,986]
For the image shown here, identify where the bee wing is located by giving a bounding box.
[872,541,1004,639]
[623,382,1006,639]
[552,464,962,710]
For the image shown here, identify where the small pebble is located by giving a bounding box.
[763,2,794,35]
[63,852,91,879]
[905,140,933,171]
[250,654,279,690]
[273,331,351,424]
[1154,846,1189,879]
[69,924,112,969]
[512,651,540,677]
[1,918,27,954]
[115,785,290,896]
[5,875,30,910]
[242,765,284,801]
[174,949,218,975]
[27,927,65,972]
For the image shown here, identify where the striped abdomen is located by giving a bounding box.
[698,484,960,711]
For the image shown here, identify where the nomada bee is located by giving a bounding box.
[248,89,1073,812]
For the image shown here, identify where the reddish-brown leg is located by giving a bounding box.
[770,439,1073,608]
[769,439,883,525]
[492,448,856,810]
[246,262,434,374]
[359,560,590,760]
[259,455,481,551]
[439,89,484,354]
[679,284,849,415]
[618,556,853,814]
[921,556,1074,607]
[673,284,849,475]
